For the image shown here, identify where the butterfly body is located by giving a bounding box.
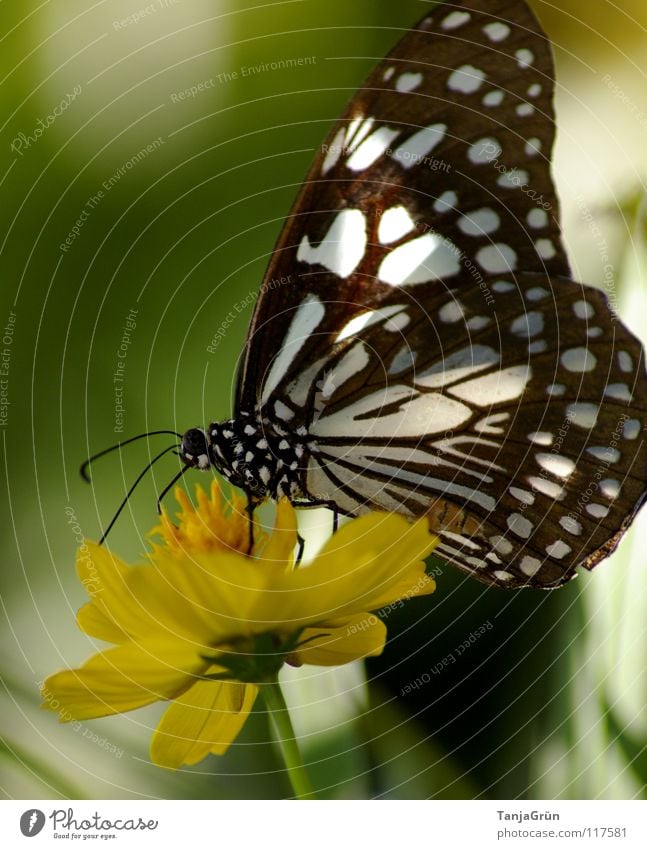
[174,0,647,588]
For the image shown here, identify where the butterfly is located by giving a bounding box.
[152,0,647,589]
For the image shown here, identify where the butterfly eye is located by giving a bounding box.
[181,428,211,469]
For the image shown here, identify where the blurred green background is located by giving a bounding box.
[1,0,646,800]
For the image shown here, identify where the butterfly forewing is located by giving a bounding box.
[228,0,647,589]
[237,0,569,410]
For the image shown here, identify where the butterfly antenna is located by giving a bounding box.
[156,464,190,515]
[80,430,182,483]
[98,443,180,545]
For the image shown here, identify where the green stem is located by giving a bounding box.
[261,677,316,800]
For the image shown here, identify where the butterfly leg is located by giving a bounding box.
[332,508,339,534]
[296,533,305,565]
[245,495,256,554]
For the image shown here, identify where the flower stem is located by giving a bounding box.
[261,678,316,800]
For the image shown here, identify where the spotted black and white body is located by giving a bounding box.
[180,0,647,589]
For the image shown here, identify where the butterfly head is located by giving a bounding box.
[180,427,212,470]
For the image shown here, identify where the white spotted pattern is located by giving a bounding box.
[469,137,502,164]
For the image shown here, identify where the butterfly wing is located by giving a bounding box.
[231,0,647,588]
[298,274,647,588]
[237,0,569,411]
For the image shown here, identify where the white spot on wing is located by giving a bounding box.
[483,22,510,42]
[546,540,571,559]
[414,345,500,389]
[378,233,461,286]
[497,169,529,189]
[560,516,583,536]
[396,72,423,92]
[312,389,472,439]
[516,49,534,68]
[528,476,564,500]
[347,127,400,171]
[587,446,621,464]
[262,295,326,402]
[525,138,542,157]
[458,208,500,236]
[510,312,544,338]
[520,556,542,577]
[335,304,406,343]
[448,364,531,406]
[528,431,553,446]
[618,351,633,372]
[566,403,599,429]
[482,90,504,108]
[434,191,457,213]
[378,206,416,244]
[448,64,486,94]
[476,244,518,273]
[507,513,533,539]
[469,137,502,164]
[536,238,557,260]
[322,127,346,174]
[605,383,632,401]
[527,209,548,229]
[441,10,471,29]
[297,209,367,278]
[438,301,465,323]
[587,503,610,518]
[600,479,620,499]
[623,418,640,439]
[561,347,597,373]
[536,453,575,479]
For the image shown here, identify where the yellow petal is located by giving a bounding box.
[258,499,297,569]
[150,678,258,768]
[250,514,437,628]
[295,613,387,666]
[42,639,207,720]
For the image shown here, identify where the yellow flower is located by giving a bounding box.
[43,481,438,769]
